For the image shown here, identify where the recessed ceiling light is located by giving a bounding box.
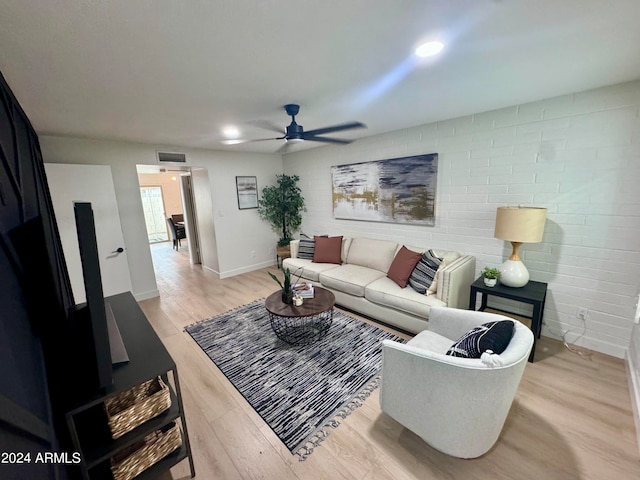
[222,126,240,138]
[414,41,444,58]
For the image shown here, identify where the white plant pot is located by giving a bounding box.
[484,277,497,287]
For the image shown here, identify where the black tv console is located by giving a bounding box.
[64,292,195,480]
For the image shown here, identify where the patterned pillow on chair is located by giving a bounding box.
[446,320,515,358]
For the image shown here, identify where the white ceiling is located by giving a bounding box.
[2,0,640,154]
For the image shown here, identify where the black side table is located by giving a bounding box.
[468,277,548,362]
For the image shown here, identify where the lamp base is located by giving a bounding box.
[499,259,530,288]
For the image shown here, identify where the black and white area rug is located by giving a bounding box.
[185,299,405,460]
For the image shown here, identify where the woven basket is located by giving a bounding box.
[110,421,182,480]
[104,376,171,439]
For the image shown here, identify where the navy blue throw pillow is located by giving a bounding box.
[446,320,515,358]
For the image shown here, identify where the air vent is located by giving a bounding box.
[157,151,187,164]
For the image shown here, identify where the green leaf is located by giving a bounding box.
[268,271,283,289]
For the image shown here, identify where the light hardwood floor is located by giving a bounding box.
[142,242,640,480]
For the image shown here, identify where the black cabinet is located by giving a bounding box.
[64,292,195,480]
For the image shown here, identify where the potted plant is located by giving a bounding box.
[258,174,306,256]
[483,267,501,287]
[258,174,306,258]
[267,267,294,304]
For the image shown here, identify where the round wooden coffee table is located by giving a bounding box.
[265,286,335,346]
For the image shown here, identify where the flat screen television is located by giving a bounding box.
[70,201,113,390]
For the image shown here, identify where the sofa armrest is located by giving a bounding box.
[289,239,300,258]
[436,255,476,308]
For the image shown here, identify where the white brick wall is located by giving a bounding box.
[284,80,640,359]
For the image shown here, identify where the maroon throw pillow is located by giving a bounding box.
[387,246,423,288]
[313,236,343,264]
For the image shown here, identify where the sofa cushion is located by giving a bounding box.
[346,237,398,273]
[313,236,343,264]
[298,238,315,260]
[365,277,447,318]
[282,257,340,283]
[408,249,443,294]
[446,320,515,359]
[319,264,386,297]
[387,246,423,288]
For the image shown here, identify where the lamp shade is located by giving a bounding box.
[494,207,547,243]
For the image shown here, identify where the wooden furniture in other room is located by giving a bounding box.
[167,217,186,250]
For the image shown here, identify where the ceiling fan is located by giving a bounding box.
[225,104,366,150]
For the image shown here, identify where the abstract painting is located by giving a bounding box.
[236,176,258,209]
[331,153,438,225]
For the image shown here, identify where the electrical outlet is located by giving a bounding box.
[576,307,589,320]
[251,250,256,258]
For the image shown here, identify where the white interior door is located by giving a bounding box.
[44,163,133,303]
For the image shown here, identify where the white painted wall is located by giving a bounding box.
[40,136,283,299]
[283,80,640,359]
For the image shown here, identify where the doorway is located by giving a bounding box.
[136,165,204,267]
[140,186,169,243]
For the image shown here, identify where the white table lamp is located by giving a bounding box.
[494,206,547,288]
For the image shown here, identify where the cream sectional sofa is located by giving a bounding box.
[282,237,476,333]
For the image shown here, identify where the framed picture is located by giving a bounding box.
[236,176,258,209]
[331,153,438,225]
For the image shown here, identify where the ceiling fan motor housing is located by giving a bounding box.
[286,121,304,139]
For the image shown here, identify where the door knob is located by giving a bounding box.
[112,247,124,254]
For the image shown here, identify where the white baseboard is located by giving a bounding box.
[626,351,640,457]
[133,289,160,301]
[219,259,275,279]
[202,264,221,278]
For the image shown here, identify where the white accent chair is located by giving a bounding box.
[380,306,534,458]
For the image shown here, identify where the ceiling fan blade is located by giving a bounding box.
[303,121,366,137]
[221,136,284,145]
[248,136,285,143]
[302,136,352,144]
[247,119,285,134]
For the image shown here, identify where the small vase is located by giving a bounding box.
[282,290,294,304]
[484,277,497,287]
